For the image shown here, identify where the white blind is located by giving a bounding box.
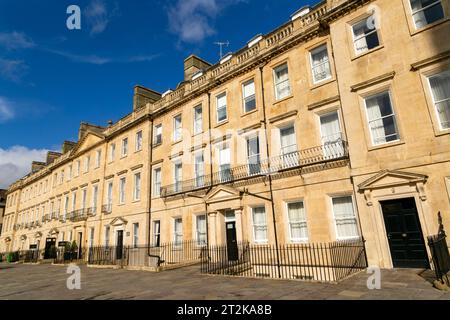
[288,202,308,241]
[243,81,255,98]
[219,145,230,165]
[332,196,359,239]
[429,70,450,129]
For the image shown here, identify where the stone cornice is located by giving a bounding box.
[350,71,396,92]
[410,50,450,71]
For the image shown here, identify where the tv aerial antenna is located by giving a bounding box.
[214,41,230,59]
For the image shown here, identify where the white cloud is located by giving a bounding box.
[44,49,158,65]
[84,0,120,36]
[0,146,49,189]
[0,58,28,82]
[167,0,245,43]
[0,97,15,122]
[0,31,35,50]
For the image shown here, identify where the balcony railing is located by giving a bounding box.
[102,204,112,215]
[161,140,348,197]
[67,208,94,222]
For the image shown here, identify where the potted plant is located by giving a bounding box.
[64,242,72,261]
[70,241,78,260]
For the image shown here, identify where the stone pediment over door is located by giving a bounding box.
[205,185,242,204]
[48,228,59,237]
[358,170,428,206]
[205,186,243,212]
[109,217,128,227]
[72,132,105,155]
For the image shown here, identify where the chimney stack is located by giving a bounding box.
[46,151,61,165]
[133,86,162,110]
[184,55,211,81]
[62,141,77,154]
[31,161,46,173]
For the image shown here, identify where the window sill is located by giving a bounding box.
[434,128,450,137]
[214,120,229,128]
[192,132,203,138]
[351,45,384,61]
[132,199,141,203]
[135,149,143,154]
[241,109,258,118]
[172,139,183,146]
[410,18,450,36]
[367,140,405,152]
[310,77,335,90]
[152,142,162,149]
[120,155,128,160]
[272,95,294,106]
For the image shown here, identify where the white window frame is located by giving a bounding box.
[153,167,162,197]
[173,114,183,142]
[119,177,126,204]
[109,143,116,162]
[273,63,291,101]
[95,150,101,168]
[135,130,143,152]
[121,138,128,157]
[309,44,332,84]
[92,185,98,213]
[194,151,205,187]
[193,105,203,135]
[133,223,139,248]
[242,79,256,113]
[363,90,400,146]
[195,214,207,246]
[105,226,110,247]
[286,200,309,243]
[351,15,380,55]
[154,124,163,145]
[427,69,450,131]
[153,220,161,247]
[173,217,183,245]
[331,195,360,241]
[251,206,268,244]
[84,156,90,173]
[409,0,445,30]
[216,93,228,123]
[174,161,183,193]
[133,172,141,201]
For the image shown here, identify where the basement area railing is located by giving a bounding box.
[161,140,348,197]
[428,212,450,286]
[201,238,367,283]
[87,240,207,269]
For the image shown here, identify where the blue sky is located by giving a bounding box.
[0,0,315,187]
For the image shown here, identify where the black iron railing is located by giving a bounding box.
[427,212,450,286]
[88,240,207,268]
[101,204,112,214]
[161,140,348,197]
[201,238,367,283]
[54,247,87,264]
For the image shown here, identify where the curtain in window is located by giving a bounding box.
[217,94,227,122]
[196,216,207,245]
[411,0,427,28]
[174,219,183,244]
[311,46,331,82]
[247,136,261,175]
[288,202,308,241]
[320,112,343,159]
[280,126,298,168]
[429,71,450,129]
[332,197,359,239]
[194,107,202,134]
[195,154,205,187]
[353,20,368,54]
[275,64,291,99]
[219,146,231,182]
[411,0,444,29]
[365,92,398,145]
[253,207,268,242]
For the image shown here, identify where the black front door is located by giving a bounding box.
[116,230,124,260]
[381,198,429,269]
[44,238,56,259]
[226,222,238,261]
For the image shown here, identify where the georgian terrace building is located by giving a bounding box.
[1,0,450,270]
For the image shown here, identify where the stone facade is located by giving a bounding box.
[1,0,449,270]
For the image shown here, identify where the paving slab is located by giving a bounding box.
[0,263,449,300]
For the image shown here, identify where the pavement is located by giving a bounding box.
[0,263,448,300]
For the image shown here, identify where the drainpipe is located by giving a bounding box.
[147,114,159,263]
[259,62,282,279]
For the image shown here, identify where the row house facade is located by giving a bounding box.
[1,0,450,269]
